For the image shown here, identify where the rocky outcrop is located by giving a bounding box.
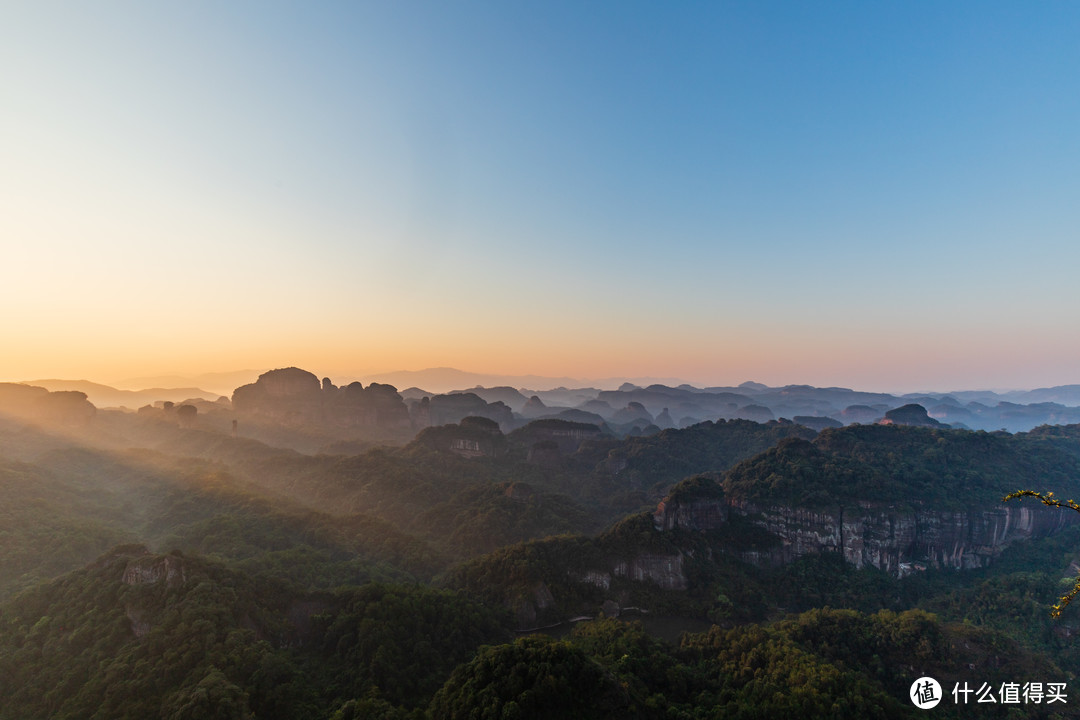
[734,404,775,423]
[232,368,411,432]
[511,419,604,454]
[122,554,186,588]
[653,495,728,532]
[233,368,326,419]
[256,367,321,398]
[571,553,687,595]
[451,386,529,412]
[520,395,548,418]
[0,383,96,426]
[420,393,514,430]
[125,606,152,637]
[175,404,198,428]
[655,495,1077,575]
[597,386,754,423]
[654,408,676,429]
[410,396,432,429]
[329,382,412,430]
[650,475,729,532]
[880,403,944,427]
[575,570,612,590]
[581,399,614,418]
[497,541,691,630]
[841,405,884,424]
[512,583,557,628]
[613,553,686,590]
[414,417,508,458]
[793,415,843,431]
[613,402,653,425]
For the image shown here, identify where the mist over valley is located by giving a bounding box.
[4,367,1080,717]
[6,1,1080,716]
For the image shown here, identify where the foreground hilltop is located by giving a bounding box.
[3,543,1065,719]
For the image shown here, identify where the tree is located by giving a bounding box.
[1004,489,1080,617]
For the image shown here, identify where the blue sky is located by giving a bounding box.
[2,2,1078,391]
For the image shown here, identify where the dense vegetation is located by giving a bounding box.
[4,404,1080,717]
[725,424,1080,508]
[1,556,1069,720]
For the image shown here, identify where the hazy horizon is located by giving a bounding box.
[6,363,1075,399]
[4,3,1078,394]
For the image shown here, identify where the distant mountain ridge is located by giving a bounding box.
[354,367,692,394]
[111,370,264,396]
[19,379,220,409]
[2,376,1077,718]
[13,367,1080,433]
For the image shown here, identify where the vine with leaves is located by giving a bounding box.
[1004,489,1080,618]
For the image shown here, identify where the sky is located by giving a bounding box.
[2,1,1079,393]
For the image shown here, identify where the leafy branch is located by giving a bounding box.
[1003,490,1080,618]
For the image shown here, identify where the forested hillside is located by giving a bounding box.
[3,388,1080,717]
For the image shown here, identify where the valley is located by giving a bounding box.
[2,371,1080,717]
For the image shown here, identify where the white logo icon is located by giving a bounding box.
[911,677,942,709]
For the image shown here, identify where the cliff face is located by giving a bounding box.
[413,418,508,458]
[654,494,1077,575]
[122,554,187,588]
[0,383,96,426]
[653,496,728,532]
[573,553,688,592]
[120,552,188,637]
[423,393,514,430]
[613,553,687,590]
[511,419,604,454]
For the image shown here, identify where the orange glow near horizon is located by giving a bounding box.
[3,309,1076,395]
[3,4,1080,395]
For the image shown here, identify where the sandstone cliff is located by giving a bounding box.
[653,479,1079,575]
[0,383,96,426]
[232,367,412,434]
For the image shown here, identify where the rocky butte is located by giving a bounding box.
[233,367,412,431]
[654,423,1080,576]
[655,481,1076,575]
[442,422,1080,629]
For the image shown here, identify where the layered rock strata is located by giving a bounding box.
[654,495,1076,575]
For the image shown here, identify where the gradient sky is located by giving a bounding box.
[3,2,1079,393]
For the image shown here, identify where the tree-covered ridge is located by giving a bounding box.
[444,422,1080,635]
[6,404,1080,717]
[0,456,134,597]
[0,402,834,601]
[681,608,1067,720]
[594,419,817,491]
[0,546,302,720]
[3,541,1066,720]
[111,413,821,560]
[724,424,1080,508]
[441,510,779,631]
[0,547,512,720]
[0,408,831,620]
[662,474,726,504]
[432,609,1066,720]
[0,439,452,600]
[429,636,633,720]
